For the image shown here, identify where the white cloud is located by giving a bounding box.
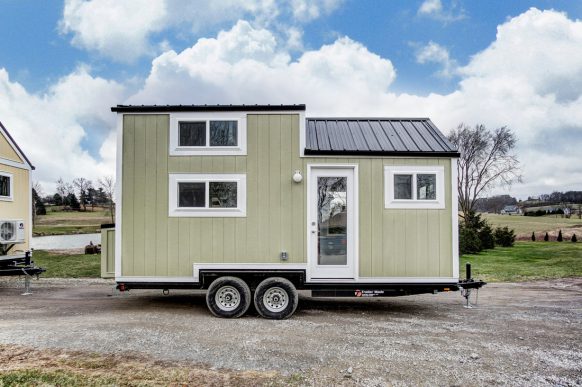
[59,0,343,62]
[5,7,582,198]
[129,10,582,197]
[0,67,126,193]
[418,0,466,23]
[415,41,458,78]
[129,20,396,111]
[60,0,166,62]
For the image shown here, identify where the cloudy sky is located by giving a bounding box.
[1,0,581,198]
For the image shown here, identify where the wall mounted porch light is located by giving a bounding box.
[292,170,303,183]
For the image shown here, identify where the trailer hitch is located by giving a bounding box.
[458,263,486,308]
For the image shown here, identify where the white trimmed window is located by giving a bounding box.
[384,166,445,209]
[169,173,246,217]
[0,171,13,201]
[169,112,246,156]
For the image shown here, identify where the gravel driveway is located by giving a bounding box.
[1,278,581,386]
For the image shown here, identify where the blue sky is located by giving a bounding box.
[1,0,581,197]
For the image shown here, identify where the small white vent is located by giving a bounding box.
[0,220,25,244]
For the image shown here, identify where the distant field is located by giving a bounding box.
[481,213,582,238]
[461,241,582,282]
[34,206,112,236]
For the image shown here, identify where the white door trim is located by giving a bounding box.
[306,164,359,281]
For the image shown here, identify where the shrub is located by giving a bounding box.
[460,225,481,254]
[478,224,495,250]
[531,232,536,241]
[544,232,549,241]
[494,226,515,247]
[557,230,563,242]
[572,234,578,243]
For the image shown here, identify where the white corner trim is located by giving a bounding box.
[168,173,247,217]
[451,158,459,279]
[384,165,445,209]
[114,114,123,278]
[0,171,14,201]
[193,263,308,282]
[299,110,306,157]
[169,112,247,156]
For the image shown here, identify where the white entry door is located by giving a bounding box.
[308,166,357,279]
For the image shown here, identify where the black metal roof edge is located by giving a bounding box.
[111,104,306,112]
[304,149,460,158]
[0,120,35,170]
[307,117,432,121]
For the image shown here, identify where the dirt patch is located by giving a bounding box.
[1,279,581,386]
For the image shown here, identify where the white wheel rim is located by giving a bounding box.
[215,286,241,311]
[263,287,289,313]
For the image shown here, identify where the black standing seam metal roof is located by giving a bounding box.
[304,118,459,157]
[0,120,35,169]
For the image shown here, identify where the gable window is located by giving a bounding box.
[384,166,444,209]
[0,172,13,201]
[170,113,246,155]
[169,174,246,217]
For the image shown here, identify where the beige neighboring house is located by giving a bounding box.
[0,120,34,255]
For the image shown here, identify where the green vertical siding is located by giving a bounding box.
[121,114,454,279]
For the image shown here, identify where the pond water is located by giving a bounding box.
[32,233,101,250]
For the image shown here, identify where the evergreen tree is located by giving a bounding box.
[531,232,535,241]
[557,230,563,242]
[544,232,549,241]
[572,233,577,243]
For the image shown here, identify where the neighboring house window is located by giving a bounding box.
[384,166,445,209]
[169,173,246,217]
[0,172,13,201]
[170,113,246,155]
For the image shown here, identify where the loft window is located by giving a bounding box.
[179,122,206,146]
[170,113,246,156]
[384,166,445,209]
[170,174,246,217]
[0,172,13,201]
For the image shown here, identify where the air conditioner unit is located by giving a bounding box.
[0,220,25,244]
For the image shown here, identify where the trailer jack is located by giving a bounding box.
[458,263,486,308]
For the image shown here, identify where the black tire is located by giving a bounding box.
[206,276,251,318]
[254,277,298,319]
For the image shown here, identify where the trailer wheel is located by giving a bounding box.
[254,277,298,319]
[206,276,251,318]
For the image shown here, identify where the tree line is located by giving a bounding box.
[32,176,115,223]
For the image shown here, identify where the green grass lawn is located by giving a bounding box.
[482,213,582,236]
[32,250,100,278]
[30,242,582,282]
[461,241,582,282]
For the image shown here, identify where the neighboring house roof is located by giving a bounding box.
[305,118,459,157]
[502,205,519,211]
[0,120,35,170]
[111,104,306,112]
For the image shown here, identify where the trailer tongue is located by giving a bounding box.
[0,251,45,294]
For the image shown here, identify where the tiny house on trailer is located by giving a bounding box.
[108,104,483,319]
[0,121,44,282]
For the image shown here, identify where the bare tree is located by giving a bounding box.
[448,124,522,221]
[73,177,93,212]
[98,176,115,223]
